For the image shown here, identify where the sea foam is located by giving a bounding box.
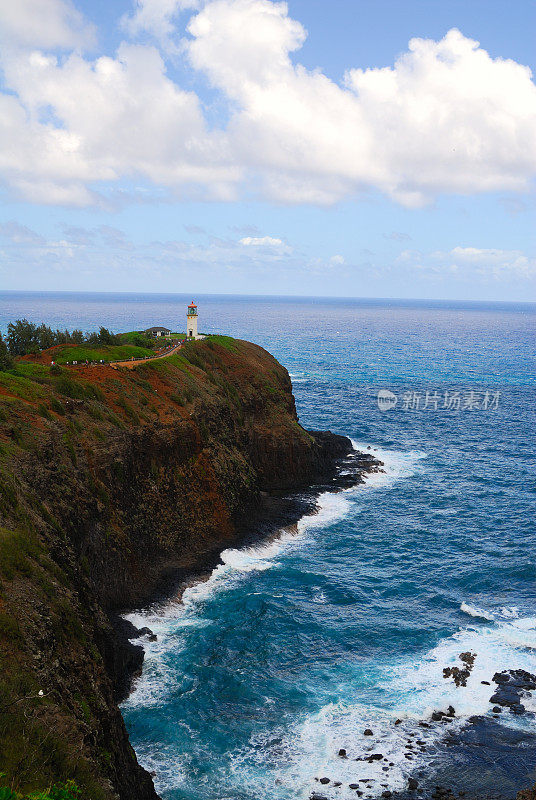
[351,440,427,490]
[460,601,495,621]
[122,442,410,711]
[283,609,536,799]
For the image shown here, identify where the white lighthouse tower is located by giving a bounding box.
[186,301,199,339]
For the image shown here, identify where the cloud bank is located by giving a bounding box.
[0,0,535,208]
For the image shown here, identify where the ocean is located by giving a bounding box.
[1,292,535,799]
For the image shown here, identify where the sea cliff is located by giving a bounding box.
[0,336,378,799]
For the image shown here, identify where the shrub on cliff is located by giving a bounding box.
[0,334,13,371]
[85,328,120,346]
[4,320,121,357]
[6,320,39,357]
[0,777,80,799]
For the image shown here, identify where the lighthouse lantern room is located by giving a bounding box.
[187,301,199,339]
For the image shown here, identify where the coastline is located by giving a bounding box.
[1,326,533,800]
[114,439,385,704]
[0,335,392,799]
[119,441,536,800]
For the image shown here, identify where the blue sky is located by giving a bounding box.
[0,0,535,300]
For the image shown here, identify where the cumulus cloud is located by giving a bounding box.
[240,235,283,246]
[0,0,95,50]
[0,42,239,204]
[122,0,200,46]
[239,235,292,255]
[187,2,536,206]
[0,0,535,207]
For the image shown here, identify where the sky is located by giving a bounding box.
[0,0,535,301]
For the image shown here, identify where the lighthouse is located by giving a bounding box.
[187,301,199,339]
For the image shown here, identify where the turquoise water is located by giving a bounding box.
[1,293,535,798]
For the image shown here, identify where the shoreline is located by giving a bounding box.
[118,443,536,800]
[113,442,385,704]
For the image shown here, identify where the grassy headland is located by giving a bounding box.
[0,333,336,799]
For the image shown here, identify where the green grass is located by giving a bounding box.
[0,777,81,799]
[205,335,239,352]
[46,344,154,364]
[117,331,145,342]
[0,372,46,403]
[8,364,50,380]
[0,527,42,581]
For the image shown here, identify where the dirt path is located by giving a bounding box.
[109,341,184,368]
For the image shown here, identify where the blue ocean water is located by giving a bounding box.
[1,293,535,798]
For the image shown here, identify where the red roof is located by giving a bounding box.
[188,301,197,308]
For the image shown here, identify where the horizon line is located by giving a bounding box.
[1,289,535,307]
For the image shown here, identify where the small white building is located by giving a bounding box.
[145,326,171,338]
[187,302,201,339]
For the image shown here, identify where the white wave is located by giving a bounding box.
[123,441,427,716]
[129,741,187,793]
[460,601,495,621]
[499,606,520,619]
[511,616,536,630]
[182,441,426,612]
[284,703,463,800]
[122,492,353,710]
[282,611,536,799]
[351,440,427,490]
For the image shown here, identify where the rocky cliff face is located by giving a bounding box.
[0,337,374,800]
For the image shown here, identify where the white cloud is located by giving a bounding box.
[122,0,200,45]
[329,254,345,265]
[240,235,283,246]
[399,245,536,279]
[0,0,535,207]
[0,42,239,205]
[239,235,292,255]
[445,246,536,277]
[0,0,95,50]
[187,2,536,206]
[0,222,300,281]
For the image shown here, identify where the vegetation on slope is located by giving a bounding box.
[0,777,80,800]
[44,344,155,364]
[0,335,316,799]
